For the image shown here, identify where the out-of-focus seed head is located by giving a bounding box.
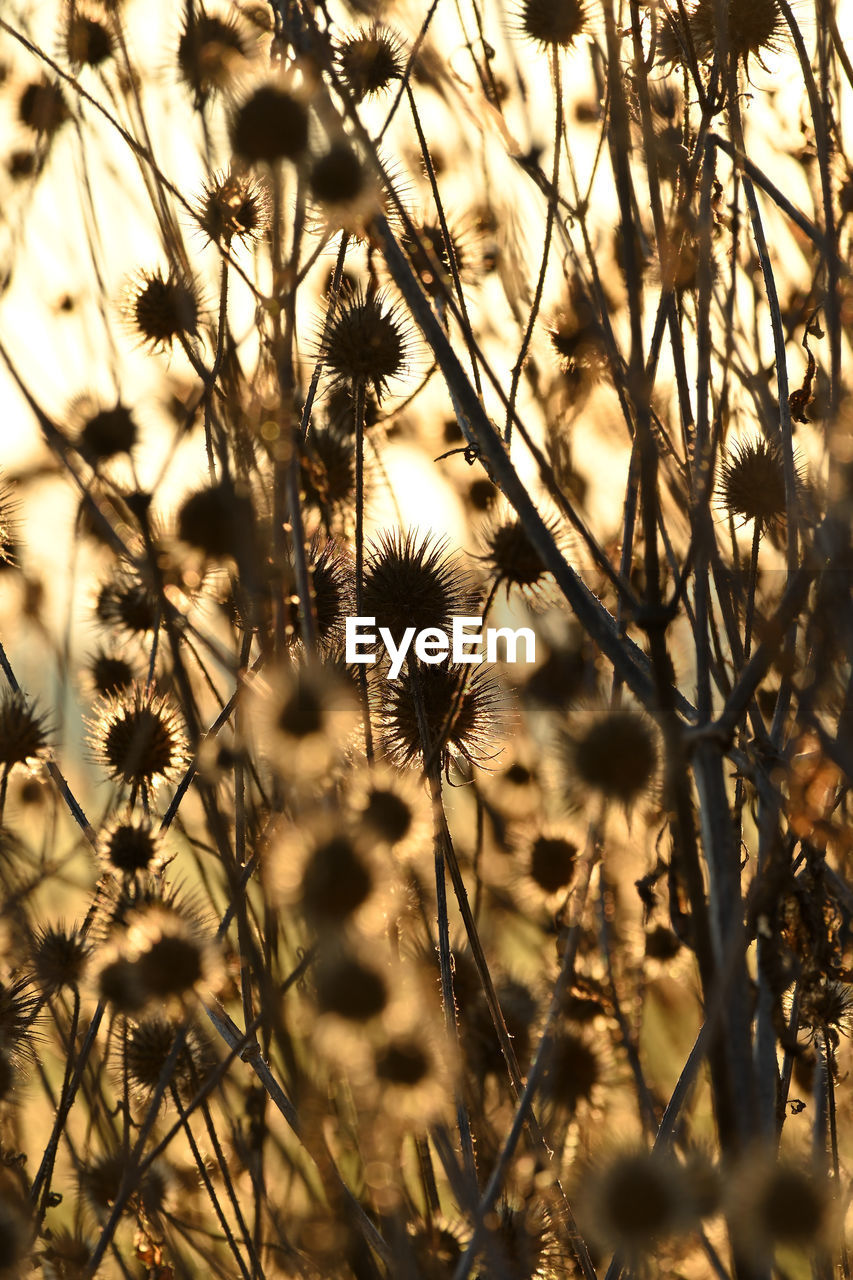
[540,1026,600,1113]
[75,401,138,465]
[363,529,478,645]
[18,79,70,136]
[177,478,256,563]
[127,904,218,1003]
[177,9,251,102]
[558,707,658,809]
[313,945,388,1022]
[288,538,355,650]
[400,219,477,301]
[309,140,368,207]
[585,1150,699,1251]
[89,683,188,790]
[31,923,90,994]
[0,690,49,771]
[80,1151,171,1221]
[230,79,309,165]
[271,820,376,932]
[322,290,408,401]
[64,9,113,69]
[528,831,577,895]
[727,1153,833,1258]
[247,662,359,783]
[665,0,787,68]
[86,648,135,698]
[124,268,199,352]
[99,812,165,876]
[336,23,405,101]
[300,424,358,518]
[95,569,161,638]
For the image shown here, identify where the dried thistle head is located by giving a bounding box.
[336,23,405,102]
[363,529,477,645]
[85,648,136,698]
[196,168,269,246]
[479,509,564,607]
[719,435,791,530]
[0,689,50,771]
[64,8,113,69]
[18,79,70,136]
[246,662,359,783]
[515,0,587,50]
[72,399,138,466]
[322,289,409,402]
[177,478,256,563]
[526,829,578,896]
[99,811,165,877]
[89,683,188,790]
[30,923,90,995]
[680,0,787,67]
[124,1012,215,1099]
[313,942,389,1023]
[177,7,252,102]
[378,663,505,770]
[584,1150,700,1252]
[287,538,355,650]
[123,268,199,353]
[727,1153,834,1260]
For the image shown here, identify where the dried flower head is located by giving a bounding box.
[378,663,505,770]
[288,538,355,650]
[363,529,477,645]
[300,424,358,517]
[80,1151,171,1221]
[95,567,162,637]
[196,168,269,246]
[0,689,49,771]
[336,23,405,101]
[322,290,408,401]
[308,140,381,231]
[177,8,251,101]
[558,706,658,808]
[479,509,564,606]
[18,79,70,136]
[124,268,199,352]
[270,818,377,932]
[122,902,220,1004]
[719,435,789,530]
[30,923,90,994]
[230,79,309,165]
[99,811,165,876]
[89,683,188,790]
[64,9,113,69]
[540,1025,600,1114]
[400,218,479,301]
[665,0,787,67]
[516,0,587,49]
[349,764,429,856]
[124,1012,214,1098]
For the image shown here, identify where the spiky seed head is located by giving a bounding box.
[719,436,788,529]
[517,0,587,49]
[129,907,210,1001]
[684,0,786,66]
[374,1034,431,1086]
[379,664,504,769]
[322,291,407,400]
[290,539,354,648]
[561,708,657,807]
[400,220,475,300]
[230,82,309,164]
[77,402,138,464]
[31,923,90,994]
[90,684,188,789]
[96,570,161,637]
[177,10,249,100]
[125,1013,213,1098]
[125,269,199,352]
[529,833,577,894]
[99,813,164,875]
[363,529,476,645]
[197,169,268,245]
[80,1151,170,1220]
[65,12,113,68]
[337,24,405,101]
[300,425,357,515]
[18,79,70,135]
[314,948,388,1022]
[0,690,49,770]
